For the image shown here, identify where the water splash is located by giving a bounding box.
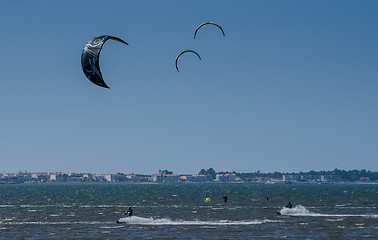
[279,205,311,215]
[278,205,378,218]
[117,216,279,225]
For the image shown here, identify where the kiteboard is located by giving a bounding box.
[116,215,131,224]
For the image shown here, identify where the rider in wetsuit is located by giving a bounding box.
[285,202,292,209]
[124,207,133,216]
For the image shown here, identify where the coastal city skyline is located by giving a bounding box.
[2,168,376,184]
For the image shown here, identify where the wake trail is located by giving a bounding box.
[278,205,378,218]
[117,216,279,225]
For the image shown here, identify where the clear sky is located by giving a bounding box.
[0,0,377,174]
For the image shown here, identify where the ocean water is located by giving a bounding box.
[0,183,377,239]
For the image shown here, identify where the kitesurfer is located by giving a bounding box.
[124,207,133,216]
[223,195,228,202]
[285,202,292,209]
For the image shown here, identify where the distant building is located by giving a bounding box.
[50,173,67,182]
[268,178,283,183]
[126,175,139,182]
[2,174,19,183]
[36,173,49,182]
[82,173,93,182]
[67,176,82,182]
[185,175,212,182]
[105,174,112,182]
[93,174,107,182]
[162,174,180,183]
[215,173,237,182]
[112,174,127,182]
[152,174,163,182]
[359,177,370,182]
[283,175,298,183]
[321,175,341,182]
[152,174,179,183]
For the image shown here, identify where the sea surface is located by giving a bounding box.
[0,183,377,239]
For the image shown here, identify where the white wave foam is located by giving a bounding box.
[0,221,114,225]
[325,218,344,222]
[117,216,279,225]
[0,204,74,208]
[99,226,124,229]
[278,205,378,218]
[279,205,311,215]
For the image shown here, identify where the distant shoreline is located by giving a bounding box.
[1,181,377,185]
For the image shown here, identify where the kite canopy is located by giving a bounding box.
[81,35,128,88]
[175,50,201,72]
[194,22,225,39]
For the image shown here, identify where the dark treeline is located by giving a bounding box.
[212,169,378,182]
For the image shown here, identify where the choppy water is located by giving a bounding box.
[0,183,377,239]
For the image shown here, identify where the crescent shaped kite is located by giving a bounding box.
[194,22,225,39]
[81,35,128,88]
[175,50,201,72]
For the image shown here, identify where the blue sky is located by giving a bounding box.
[0,0,377,174]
